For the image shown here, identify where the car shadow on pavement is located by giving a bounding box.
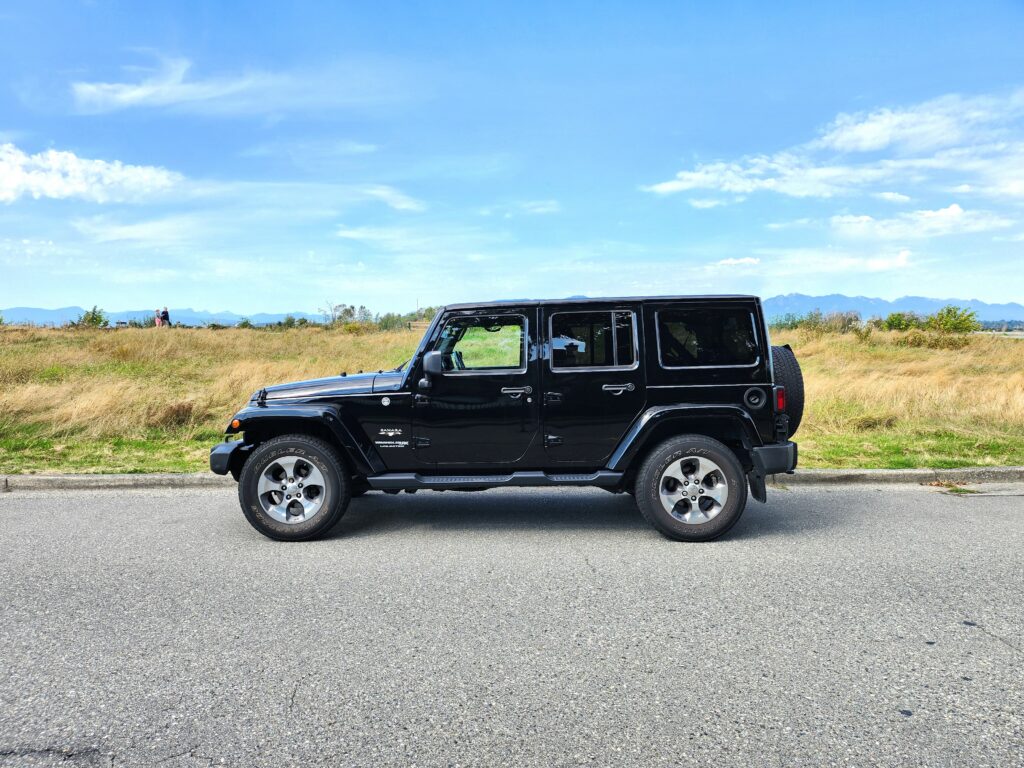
[326,488,838,541]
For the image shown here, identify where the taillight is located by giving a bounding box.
[776,386,786,412]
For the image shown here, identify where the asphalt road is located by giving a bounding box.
[1,484,1022,767]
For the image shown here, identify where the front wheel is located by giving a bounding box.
[634,435,748,542]
[238,434,350,541]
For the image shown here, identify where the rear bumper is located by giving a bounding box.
[210,441,243,476]
[752,441,798,475]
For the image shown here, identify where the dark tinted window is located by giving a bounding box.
[551,311,635,369]
[657,307,758,367]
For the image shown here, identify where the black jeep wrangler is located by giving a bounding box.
[211,296,802,542]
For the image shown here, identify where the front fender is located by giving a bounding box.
[606,404,763,472]
[227,403,385,475]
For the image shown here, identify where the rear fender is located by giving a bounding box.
[227,404,384,475]
[607,405,763,473]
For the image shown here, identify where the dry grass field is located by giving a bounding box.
[1,325,1022,473]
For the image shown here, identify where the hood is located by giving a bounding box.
[256,369,404,402]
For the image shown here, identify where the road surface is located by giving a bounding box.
[1,484,1022,766]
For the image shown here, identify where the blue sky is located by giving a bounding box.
[2,0,1023,315]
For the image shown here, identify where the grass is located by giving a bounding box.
[0,325,1021,473]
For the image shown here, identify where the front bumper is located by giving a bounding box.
[210,440,244,476]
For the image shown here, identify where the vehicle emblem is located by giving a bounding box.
[381,397,391,406]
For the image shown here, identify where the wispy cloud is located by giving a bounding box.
[688,198,726,209]
[756,247,914,274]
[830,203,1011,240]
[644,88,1024,202]
[358,185,426,212]
[71,54,418,116]
[479,199,561,217]
[0,142,180,203]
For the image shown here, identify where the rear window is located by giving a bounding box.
[656,307,759,368]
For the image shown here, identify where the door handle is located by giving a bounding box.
[501,386,533,399]
[602,383,635,396]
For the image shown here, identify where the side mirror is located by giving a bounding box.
[423,350,444,375]
[419,350,444,389]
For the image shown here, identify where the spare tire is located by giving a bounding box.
[771,345,804,437]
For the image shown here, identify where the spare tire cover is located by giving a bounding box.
[771,345,805,437]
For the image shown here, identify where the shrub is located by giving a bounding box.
[770,313,804,331]
[895,330,971,350]
[70,306,109,329]
[237,318,254,329]
[883,311,923,331]
[927,305,981,334]
[851,325,873,343]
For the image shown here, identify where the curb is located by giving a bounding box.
[768,466,1024,486]
[3,467,1024,492]
[1,473,236,492]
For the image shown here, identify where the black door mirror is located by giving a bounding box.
[423,350,444,375]
[419,350,444,389]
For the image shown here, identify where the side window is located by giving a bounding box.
[550,310,636,369]
[432,314,525,372]
[657,307,759,368]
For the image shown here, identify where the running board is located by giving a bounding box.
[366,470,624,491]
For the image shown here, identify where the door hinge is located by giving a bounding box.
[544,434,564,448]
[413,436,431,449]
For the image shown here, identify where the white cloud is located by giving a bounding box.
[480,200,561,217]
[766,218,815,230]
[0,142,181,203]
[358,185,426,212]
[830,203,1011,239]
[645,89,1024,202]
[813,91,1024,153]
[688,198,726,209]
[756,247,914,274]
[71,55,416,115]
[874,191,910,203]
[714,257,760,266]
[72,214,207,245]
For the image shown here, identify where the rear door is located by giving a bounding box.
[541,305,645,463]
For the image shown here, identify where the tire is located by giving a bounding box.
[238,434,350,541]
[771,345,804,437]
[634,435,748,542]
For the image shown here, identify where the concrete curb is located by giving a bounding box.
[3,466,1024,492]
[769,466,1024,486]
[1,473,236,492]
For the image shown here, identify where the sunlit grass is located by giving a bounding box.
[0,325,1021,473]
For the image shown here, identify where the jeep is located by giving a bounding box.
[211,296,802,542]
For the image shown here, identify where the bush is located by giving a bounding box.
[70,306,109,329]
[895,330,971,350]
[883,311,923,331]
[237,318,254,329]
[926,305,981,334]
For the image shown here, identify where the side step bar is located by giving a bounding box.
[366,470,624,491]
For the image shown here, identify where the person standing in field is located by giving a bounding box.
[154,309,162,328]
[161,307,171,327]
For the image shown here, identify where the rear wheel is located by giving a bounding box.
[634,435,748,542]
[238,434,350,541]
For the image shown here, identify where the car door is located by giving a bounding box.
[541,305,645,463]
[412,309,539,466]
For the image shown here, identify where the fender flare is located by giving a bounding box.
[606,404,763,472]
[227,403,385,475]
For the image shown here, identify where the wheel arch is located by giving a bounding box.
[609,406,762,487]
[228,404,384,477]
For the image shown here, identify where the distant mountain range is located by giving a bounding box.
[3,294,1023,326]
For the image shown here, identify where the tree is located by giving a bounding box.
[73,306,109,328]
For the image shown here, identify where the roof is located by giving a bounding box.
[442,295,760,311]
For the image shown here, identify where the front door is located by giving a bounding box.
[541,305,646,463]
[413,309,539,466]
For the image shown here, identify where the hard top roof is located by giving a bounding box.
[442,295,760,311]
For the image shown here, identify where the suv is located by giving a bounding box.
[211,296,802,542]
